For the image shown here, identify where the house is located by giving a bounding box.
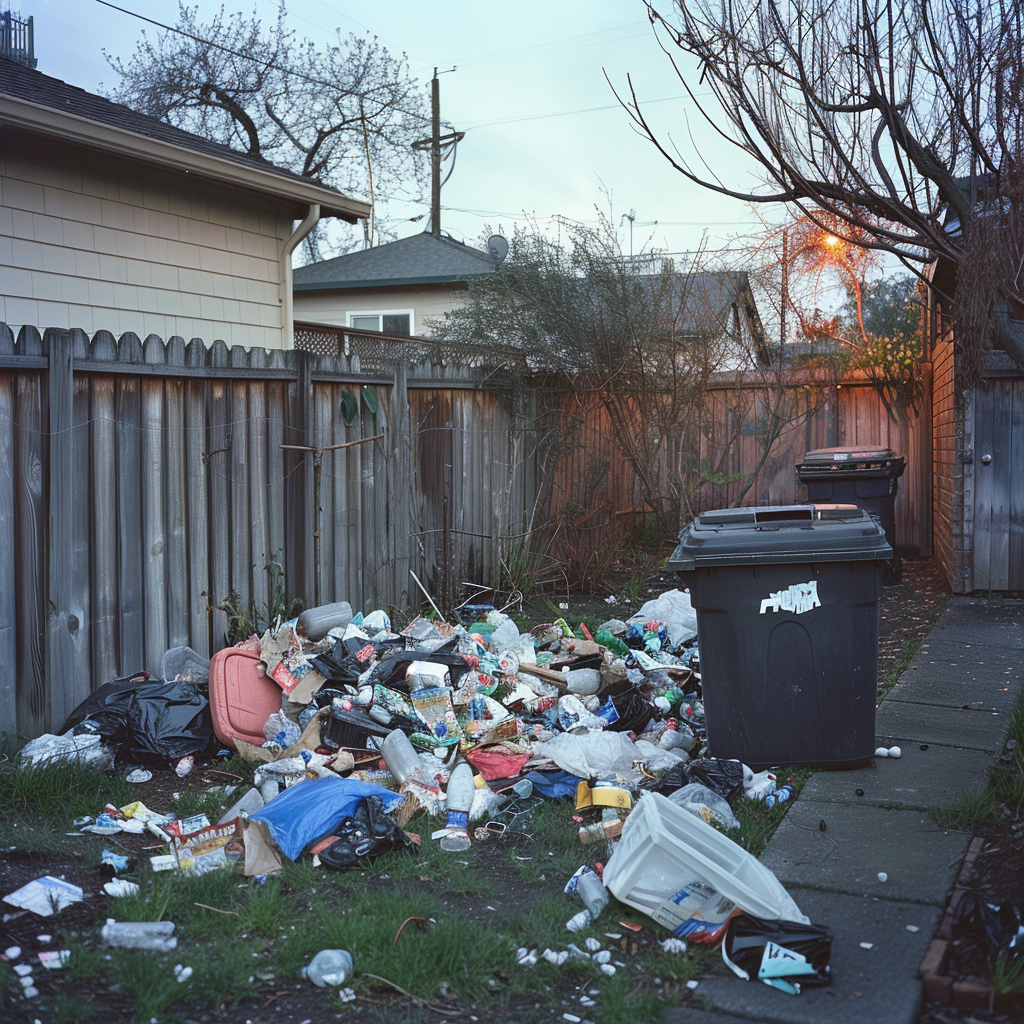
[292,231,497,338]
[0,56,369,348]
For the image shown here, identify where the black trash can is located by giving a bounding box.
[797,446,904,582]
[669,505,891,771]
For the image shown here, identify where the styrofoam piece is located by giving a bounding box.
[602,791,808,927]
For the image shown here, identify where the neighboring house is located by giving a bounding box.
[0,57,369,348]
[292,231,496,337]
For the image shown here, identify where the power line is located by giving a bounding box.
[460,92,689,131]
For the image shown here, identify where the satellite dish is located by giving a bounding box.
[487,234,509,263]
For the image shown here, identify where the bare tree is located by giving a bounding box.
[435,214,797,538]
[104,2,429,257]
[618,0,1024,378]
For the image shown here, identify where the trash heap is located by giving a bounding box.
[11,588,831,999]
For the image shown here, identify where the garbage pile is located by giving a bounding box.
[10,588,831,998]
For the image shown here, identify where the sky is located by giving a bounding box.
[23,0,772,262]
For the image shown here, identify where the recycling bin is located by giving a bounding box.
[797,446,904,582]
[669,505,891,770]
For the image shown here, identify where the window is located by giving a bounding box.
[348,311,413,335]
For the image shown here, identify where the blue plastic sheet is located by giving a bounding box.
[251,776,404,860]
[523,769,581,799]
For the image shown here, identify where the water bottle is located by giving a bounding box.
[302,949,353,987]
[441,762,475,852]
[575,868,609,921]
[101,920,177,952]
[764,784,795,809]
[380,729,425,787]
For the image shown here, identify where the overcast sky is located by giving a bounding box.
[25,0,771,261]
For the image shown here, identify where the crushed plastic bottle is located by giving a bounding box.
[101,919,177,952]
[302,949,353,987]
[441,762,475,852]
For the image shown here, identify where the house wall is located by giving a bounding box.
[0,127,294,347]
[931,326,966,591]
[293,281,470,333]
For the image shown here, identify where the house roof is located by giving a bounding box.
[0,56,370,222]
[293,232,497,291]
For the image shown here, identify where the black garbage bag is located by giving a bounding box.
[956,892,1024,957]
[317,795,418,870]
[310,637,376,686]
[682,757,746,801]
[371,649,471,691]
[61,672,213,765]
[603,685,656,734]
[722,913,832,992]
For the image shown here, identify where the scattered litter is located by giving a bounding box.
[101,919,177,952]
[4,945,21,959]
[877,872,888,882]
[661,938,687,954]
[584,937,602,952]
[859,942,874,950]
[173,964,193,983]
[101,849,129,873]
[686,979,699,989]
[175,756,195,777]
[906,925,920,933]
[126,769,153,783]
[600,963,616,976]
[14,963,33,976]
[103,880,140,898]
[3,877,84,917]
[302,949,352,987]
[38,951,70,970]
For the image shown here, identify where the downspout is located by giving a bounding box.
[281,203,320,347]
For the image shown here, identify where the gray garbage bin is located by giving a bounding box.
[669,505,891,770]
[797,446,904,582]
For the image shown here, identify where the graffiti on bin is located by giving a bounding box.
[759,581,821,616]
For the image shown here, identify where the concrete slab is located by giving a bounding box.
[906,638,1024,687]
[675,888,940,1024]
[928,597,1024,650]
[759,800,968,904]
[874,700,1010,753]
[885,665,1021,714]
[800,742,997,811]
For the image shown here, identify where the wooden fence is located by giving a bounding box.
[0,325,535,739]
[1,322,930,739]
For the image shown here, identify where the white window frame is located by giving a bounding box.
[347,309,415,336]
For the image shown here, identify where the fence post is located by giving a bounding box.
[285,348,316,606]
[44,327,85,731]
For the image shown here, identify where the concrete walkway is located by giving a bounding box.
[664,595,1024,1024]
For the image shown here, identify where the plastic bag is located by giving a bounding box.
[61,673,213,765]
[682,757,746,802]
[556,695,606,732]
[160,646,210,685]
[629,590,698,648]
[533,731,653,786]
[602,686,656,734]
[263,711,302,750]
[955,893,1024,957]
[667,783,740,831]
[721,913,832,994]
[250,775,404,860]
[19,731,112,769]
[316,794,417,870]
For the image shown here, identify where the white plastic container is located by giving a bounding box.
[602,791,807,928]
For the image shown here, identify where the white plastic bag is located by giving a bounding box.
[19,732,112,769]
[629,590,698,647]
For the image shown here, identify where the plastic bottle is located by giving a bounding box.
[101,920,177,952]
[575,868,609,921]
[595,629,630,657]
[764,784,795,809]
[441,762,475,852]
[301,949,353,987]
[296,602,354,641]
[380,729,425,787]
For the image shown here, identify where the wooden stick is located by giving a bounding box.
[194,902,240,916]
[409,570,444,621]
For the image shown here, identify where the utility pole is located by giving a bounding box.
[431,69,441,236]
[412,68,463,238]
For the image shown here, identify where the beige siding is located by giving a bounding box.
[293,282,470,333]
[1,129,293,348]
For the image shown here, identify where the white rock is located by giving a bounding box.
[874,747,890,758]
[888,745,902,758]
[4,946,21,959]
[600,963,616,976]
[584,937,602,952]
[877,872,888,882]
[592,950,612,964]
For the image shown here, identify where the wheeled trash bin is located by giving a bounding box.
[669,505,891,770]
[797,446,904,582]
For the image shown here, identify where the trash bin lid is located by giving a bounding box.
[797,446,905,478]
[668,505,892,571]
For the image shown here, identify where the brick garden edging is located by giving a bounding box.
[918,836,1013,1010]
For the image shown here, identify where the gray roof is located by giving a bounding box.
[293,232,497,291]
[0,56,364,219]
